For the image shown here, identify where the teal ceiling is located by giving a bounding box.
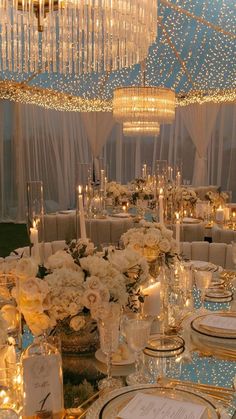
[1,0,235,99]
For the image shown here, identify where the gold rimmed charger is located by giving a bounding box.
[191,312,236,339]
[86,384,220,419]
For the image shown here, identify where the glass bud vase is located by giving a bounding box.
[21,336,64,419]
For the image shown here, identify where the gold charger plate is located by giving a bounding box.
[86,384,220,418]
[191,312,236,339]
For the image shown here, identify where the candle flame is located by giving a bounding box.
[175,212,180,220]
[78,185,82,194]
[160,188,163,195]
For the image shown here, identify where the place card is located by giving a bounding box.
[118,393,207,419]
[200,315,236,331]
[22,354,63,416]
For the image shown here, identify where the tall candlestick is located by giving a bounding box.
[159,188,164,224]
[176,171,181,187]
[104,176,107,196]
[78,185,87,239]
[142,164,147,179]
[175,212,180,254]
[100,169,105,193]
[30,221,40,262]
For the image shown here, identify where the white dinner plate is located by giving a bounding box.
[86,384,220,419]
[111,213,131,218]
[95,349,135,366]
[183,217,201,224]
[191,260,222,273]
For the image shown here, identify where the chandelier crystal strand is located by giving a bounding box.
[113,86,176,137]
[0,0,157,74]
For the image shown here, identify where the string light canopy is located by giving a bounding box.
[113,86,176,137]
[0,0,157,75]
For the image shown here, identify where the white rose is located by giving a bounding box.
[14,257,38,278]
[159,239,171,253]
[47,250,75,270]
[85,276,102,290]
[82,289,102,309]
[70,315,86,332]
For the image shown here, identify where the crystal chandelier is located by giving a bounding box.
[0,0,157,74]
[113,86,176,136]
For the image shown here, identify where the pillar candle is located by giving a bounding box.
[78,185,87,239]
[175,212,180,254]
[215,207,224,223]
[142,281,161,317]
[159,188,164,224]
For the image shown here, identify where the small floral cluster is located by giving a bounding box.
[166,186,197,205]
[121,220,177,263]
[205,189,229,208]
[4,239,149,336]
[128,178,154,204]
[106,181,129,200]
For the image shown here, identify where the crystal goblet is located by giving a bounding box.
[97,304,122,391]
[124,317,152,385]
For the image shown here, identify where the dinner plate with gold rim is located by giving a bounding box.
[86,384,220,418]
[191,313,236,339]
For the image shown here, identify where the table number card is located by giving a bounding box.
[22,353,63,417]
[118,393,208,419]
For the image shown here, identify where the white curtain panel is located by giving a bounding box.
[180,103,220,186]
[80,112,114,158]
[0,100,235,222]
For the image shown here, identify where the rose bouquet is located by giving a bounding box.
[121,220,177,264]
[106,181,129,205]
[6,239,149,340]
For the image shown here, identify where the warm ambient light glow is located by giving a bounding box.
[113,86,175,137]
[0,0,157,75]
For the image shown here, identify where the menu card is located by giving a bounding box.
[118,393,208,419]
[200,315,236,331]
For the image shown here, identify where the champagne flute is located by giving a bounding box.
[97,304,122,391]
[124,317,152,385]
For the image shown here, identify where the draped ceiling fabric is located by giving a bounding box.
[0,100,236,223]
[180,103,220,186]
[80,112,115,177]
[0,1,235,222]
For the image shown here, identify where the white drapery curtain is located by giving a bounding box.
[180,103,220,186]
[0,100,235,222]
[80,112,115,177]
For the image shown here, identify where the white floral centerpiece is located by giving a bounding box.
[166,185,197,215]
[9,239,149,352]
[128,178,155,205]
[121,220,177,264]
[106,181,129,206]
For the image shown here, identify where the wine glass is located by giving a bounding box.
[124,317,152,385]
[231,241,236,269]
[97,304,122,391]
[194,271,212,310]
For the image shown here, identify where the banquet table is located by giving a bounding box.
[61,279,236,419]
[39,212,211,245]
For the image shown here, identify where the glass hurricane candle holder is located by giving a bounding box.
[26,181,45,265]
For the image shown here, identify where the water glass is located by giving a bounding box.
[124,317,152,385]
